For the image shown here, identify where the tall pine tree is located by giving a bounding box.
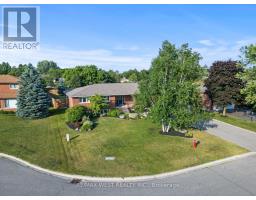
[16,65,50,119]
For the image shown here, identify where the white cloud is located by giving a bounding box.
[0,45,151,71]
[195,37,256,66]
[198,40,214,46]
[113,45,140,51]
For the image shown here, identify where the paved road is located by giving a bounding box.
[1,120,256,196]
[1,154,256,195]
[207,120,256,151]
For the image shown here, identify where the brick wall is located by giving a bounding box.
[0,84,17,109]
[0,99,5,108]
[109,96,116,108]
[68,95,135,109]
[68,97,91,108]
[124,95,134,108]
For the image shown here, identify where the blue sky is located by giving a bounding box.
[1,4,256,71]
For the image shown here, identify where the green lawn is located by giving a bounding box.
[0,112,247,177]
[214,113,256,133]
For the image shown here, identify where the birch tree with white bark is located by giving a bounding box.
[137,41,210,133]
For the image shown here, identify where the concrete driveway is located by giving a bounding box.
[1,120,256,195]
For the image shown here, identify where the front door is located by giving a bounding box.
[115,96,124,107]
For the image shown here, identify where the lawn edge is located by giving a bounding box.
[0,151,255,182]
[213,119,256,134]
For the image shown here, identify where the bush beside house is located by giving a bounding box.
[65,105,93,132]
[107,108,122,117]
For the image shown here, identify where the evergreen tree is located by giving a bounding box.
[16,66,50,119]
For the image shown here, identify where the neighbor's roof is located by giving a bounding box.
[0,75,19,84]
[66,83,139,97]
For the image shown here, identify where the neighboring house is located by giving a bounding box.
[120,77,130,83]
[47,87,67,109]
[0,75,19,110]
[66,83,138,109]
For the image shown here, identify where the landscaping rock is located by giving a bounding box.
[128,113,138,119]
[119,114,125,119]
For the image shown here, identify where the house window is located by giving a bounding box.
[115,96,124,107]
[102,96,110,102]
[5,99,17,108]
[9,84,18,89]
[79,97,90,103]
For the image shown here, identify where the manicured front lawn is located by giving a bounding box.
[214,113,256,133]
[0,112,247,177]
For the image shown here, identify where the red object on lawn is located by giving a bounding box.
[193,139,197,149]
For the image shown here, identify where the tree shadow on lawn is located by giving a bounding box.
[192,120,218,131]
[49,108,66,116]
[70,134,80,141]
[149,127,192,138]
[160,130,190,138]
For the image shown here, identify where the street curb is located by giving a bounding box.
[1,152,256,182]
[213,119,256,135]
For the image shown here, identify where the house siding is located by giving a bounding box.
[0,99,5,108]
[124,95,134,108]
[0,83,18,110]
[68,95,135,109]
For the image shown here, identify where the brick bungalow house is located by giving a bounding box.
[0,75,19,110]
[66,83,138,109]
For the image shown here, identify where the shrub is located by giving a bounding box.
[65,105,88,123]
[82,115,90,123]
[107,108,122,117]
[185,132,193,138]
[89,95,108,117]
[81,120,94,131]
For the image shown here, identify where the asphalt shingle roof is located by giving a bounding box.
[0,75,19,83]
[66,83,139,97]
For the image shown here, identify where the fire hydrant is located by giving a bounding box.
[193,139,197,149]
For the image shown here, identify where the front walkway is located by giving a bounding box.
[206,119,256,151]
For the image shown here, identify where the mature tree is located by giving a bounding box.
[121,69,149,82]
[128,73,138,82]
[205,60,244,116]
[137,41,209,132]
[37,60,59,74]
[62,68,83,88]
[37,60,60,86]
[9,64,30,77]
[16,66,50,119]
[0,62,12,74]
[63,65,116,88]
[107,70,121,82]
[238,44,256,110]
[43,68,63,87]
